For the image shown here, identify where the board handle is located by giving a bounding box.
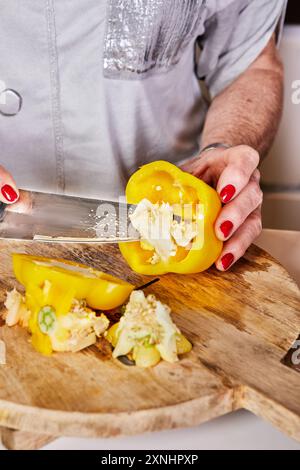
[241,354,300,442]
[1,427,56,450]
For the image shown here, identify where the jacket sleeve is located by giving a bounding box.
[197,0,287,99]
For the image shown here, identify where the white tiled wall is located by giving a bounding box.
[261,26,300,230]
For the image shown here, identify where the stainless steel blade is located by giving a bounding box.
[0,190,140,243]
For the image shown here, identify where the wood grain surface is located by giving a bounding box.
[0,241,299,449]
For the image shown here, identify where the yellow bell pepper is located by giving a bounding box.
[105,290,192,368]
[119,160,223,275]
[106,322,192,368]
[13,254,134,310]
[11,254,134,356]
[25,281,77,355]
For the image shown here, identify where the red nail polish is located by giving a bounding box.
[221,253,234,270]
[220,185,236,203]
[220,220,234,238]
[1,184,19,203]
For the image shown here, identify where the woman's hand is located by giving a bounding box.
[181,145,263,271]
[0,165,19,204]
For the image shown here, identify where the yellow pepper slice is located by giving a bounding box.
[106,322,192,368]
[133,345,161,368]
[13,253,134,310]
[119,160,223,275]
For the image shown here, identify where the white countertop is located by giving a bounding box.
[1,230,300,451]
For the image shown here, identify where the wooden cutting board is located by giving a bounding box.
[0,240,299,450]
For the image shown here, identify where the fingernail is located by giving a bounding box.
[220,220,234,239]
[1,184,19,203]
[221,253,234,270]
[220,184,236,203]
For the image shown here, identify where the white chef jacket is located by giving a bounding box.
[0,0,286,200]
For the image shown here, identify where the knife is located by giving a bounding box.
[0,190,140,243]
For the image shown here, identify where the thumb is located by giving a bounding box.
[0,165,19,204]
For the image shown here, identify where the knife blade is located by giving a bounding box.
[0,190,140,243]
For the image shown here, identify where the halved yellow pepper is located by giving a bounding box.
[12,254,134,355]
[13,254,134,310]
[119,161,223,275]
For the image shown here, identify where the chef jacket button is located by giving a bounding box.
[0,89,23,116]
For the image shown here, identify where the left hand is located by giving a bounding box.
[181,145,263,271]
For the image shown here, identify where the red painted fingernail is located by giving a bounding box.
[220,220,234,238]
[1,184,19,203]
[221,253,234,270]
[220,184,236,203]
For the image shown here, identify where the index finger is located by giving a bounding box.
[216,145,260,204]
[0,165,19,204]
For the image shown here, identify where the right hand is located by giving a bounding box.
[0,165,19,204]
